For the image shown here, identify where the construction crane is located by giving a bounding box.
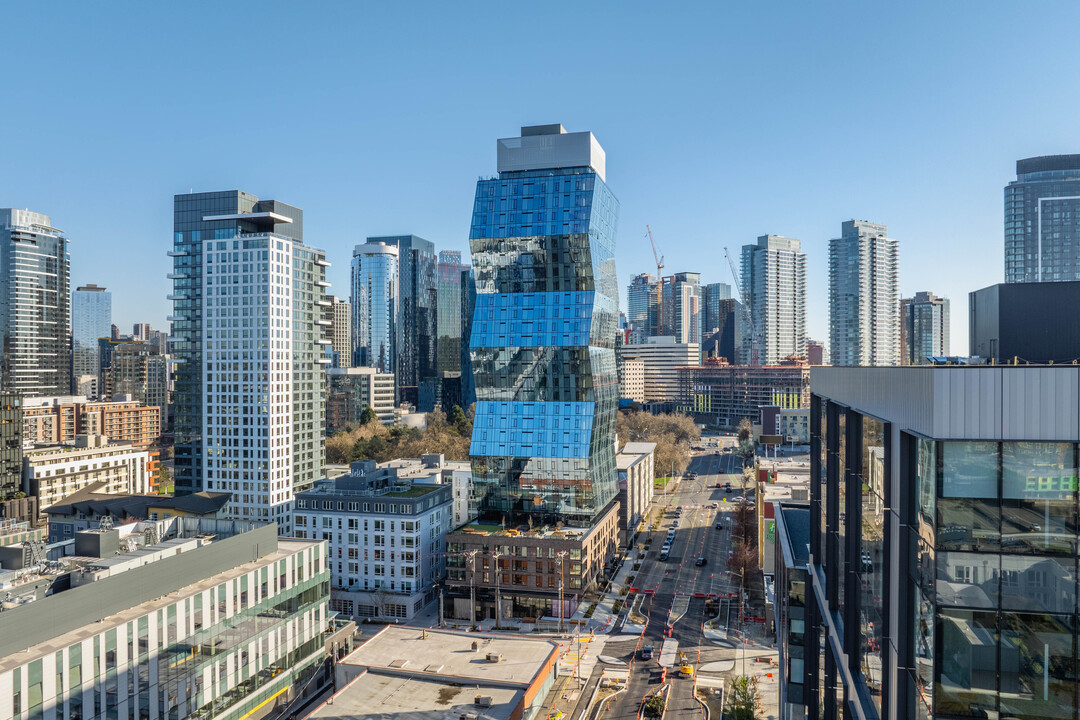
[646,225,664,336]
[725,247,763,366]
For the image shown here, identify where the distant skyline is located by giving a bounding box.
[3,2,1079,354]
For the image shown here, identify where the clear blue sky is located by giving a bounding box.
[2,1,1077,353]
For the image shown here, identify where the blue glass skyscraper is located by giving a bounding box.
[468,124,619,525]
[1005,154,1080,283]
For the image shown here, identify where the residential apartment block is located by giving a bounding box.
[326,367,396,433]
[293,457,453,622]
[742,235,806,365]
[22,396,161,447]
[24,434,154,509]
[829,220,899,367]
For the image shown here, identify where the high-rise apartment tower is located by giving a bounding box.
[169,191,329,532]
[0,209,71,397]
[900,291,950,365]
[351,241,399,376]
[741,235,806,365]
[1005,154,1080,283]
[829,220,899,366]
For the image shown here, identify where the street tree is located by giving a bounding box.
[725,674,760,719]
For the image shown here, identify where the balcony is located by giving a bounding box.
[316,300,331,307]
[316,320,332,326]
[315,280,331,288]
[166,273,189,280]
[167,250,189,257]
[316,259,331,267]
[166,294,188,301]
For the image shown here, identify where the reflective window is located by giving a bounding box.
[1001,442,1077,555]
[998,612,1076,719]
[858,416,885,711]
[939,442,1000,552]
[935,609,998,717]
[937,551,998,608]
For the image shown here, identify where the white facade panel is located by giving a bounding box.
[1001,367,1080,440]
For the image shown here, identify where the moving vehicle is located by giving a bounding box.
[672,520,679,527]
[715,522,723,530]
[641,645,654,660]
[695,556,707,566]
[659,548,670,561]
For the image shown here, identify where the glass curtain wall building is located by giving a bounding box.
[170,191,329,532]
[626,272,656,344]
[807,366,1080,720]
[467,124,620,526]
[0,209,71,397]
[701,281,732,338]
[900,291,950,365]
[741,235,806,366]
[829,220,900,367]
[350,242,399,376]
[1005,155,1080,283]
[437,250,469,374]
[71,284,112,397]
[370,235,437,410]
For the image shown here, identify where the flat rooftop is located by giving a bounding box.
[305,672,520,720]
[341,626,559,686]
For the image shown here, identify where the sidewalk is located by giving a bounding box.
[571,546,642,634]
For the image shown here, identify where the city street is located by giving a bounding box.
[592,443,778,720]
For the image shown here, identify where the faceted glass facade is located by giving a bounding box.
[1005,156,1080,283]
[350,243,398,374]
[467,159,620,525]
[0,209,71,398]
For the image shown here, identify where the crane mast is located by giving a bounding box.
[647,226,664,337]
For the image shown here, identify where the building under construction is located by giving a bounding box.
[676,357,810,428]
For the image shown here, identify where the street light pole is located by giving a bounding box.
[556,550,568,636]
[465,549,478,630]
[492,550,503,630]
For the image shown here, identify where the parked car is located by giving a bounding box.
[672,520,680,527]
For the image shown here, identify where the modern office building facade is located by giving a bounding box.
[678,359,810,428]
[701,281,732,337]
[702,298,743,364]
[0,520,331,720]
[0,209,72,397]
[969,280,1080,364]
[71,284,112,397]
[1005,154,1080,284]
[807,365,1080,720]
[437,250,469,374]
[328,295,352,368]
[661,271,702,346]
[900,291,950,365]
[170,191,329,532]
[0,390,23,519]
[627,272,656,344]
[350,241,399,375]
[325,367,397,432]
[467,123,619,526]
[103,341,170,427]
[742,235,806,365]
[829,220,900,367]
[370,235,438,409]
[617,336,700,403]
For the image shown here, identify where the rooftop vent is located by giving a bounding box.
[486,652,502,663]
[388,659,409,668]
[475,696,493,707]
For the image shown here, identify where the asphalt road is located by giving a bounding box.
[602,446,749,720]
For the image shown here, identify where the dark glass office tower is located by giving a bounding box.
[1005,155,1080,283]
[370,234,437,409]
[437,250,469,373]
[0,209,71,397]
[467,124,619,526]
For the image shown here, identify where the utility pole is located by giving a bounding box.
[465,549,478,630]
[437,581,445,628]
[556,550,569,636]
[492,550,503,630]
